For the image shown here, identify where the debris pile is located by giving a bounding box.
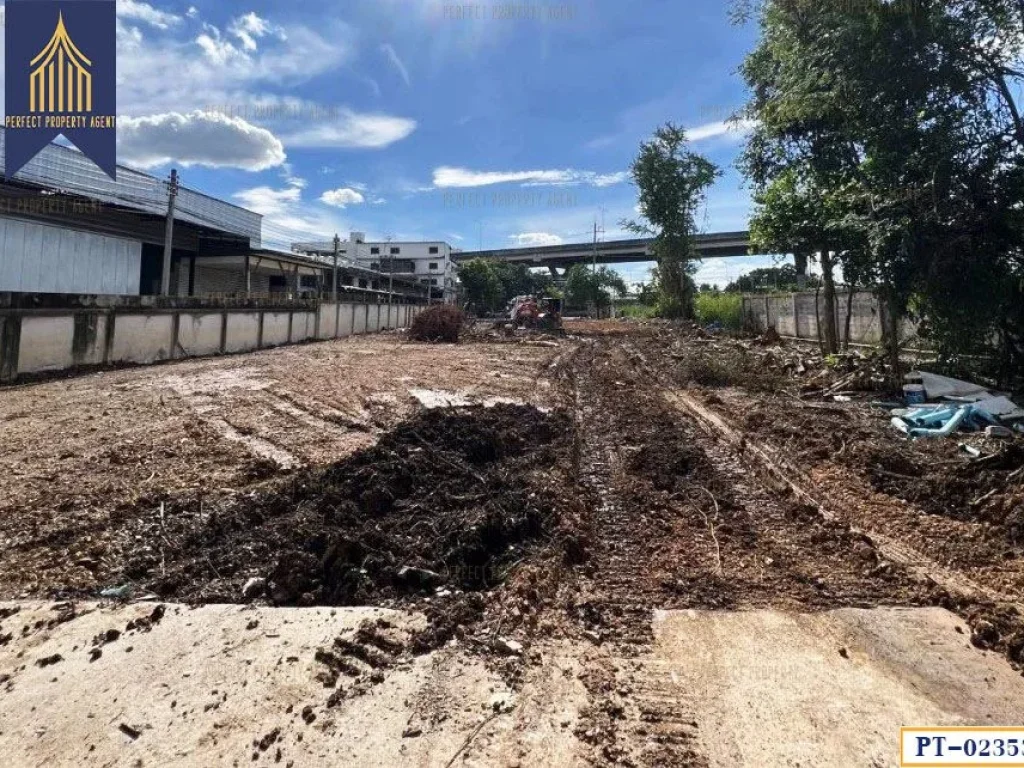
[113,404,577,607]
[885,371,1024,441]
[408,305,465,343]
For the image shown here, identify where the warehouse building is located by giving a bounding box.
[0,131,428,303]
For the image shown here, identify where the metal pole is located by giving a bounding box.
[160,169,179,296]
[332,234,340,303]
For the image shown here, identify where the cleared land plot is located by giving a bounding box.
[1,322,1022,766]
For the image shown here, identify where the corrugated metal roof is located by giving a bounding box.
[0,128,262,247]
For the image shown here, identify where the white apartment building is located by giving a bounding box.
[293,232,458,304]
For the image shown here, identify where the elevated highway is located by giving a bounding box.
[453,231,756,269]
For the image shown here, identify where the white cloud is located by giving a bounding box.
[233,183,303,214]
[380,43,411,86]
[283,111,417,149]
[117,111,286,170]
[320,188,366,208]
[687,119,758,142]
[196,27,244,65]
[433,166,629,189]
[233,179,353,248]
[592,171,630,187]
[117,18,354,116]
[186,6,199,19]
[117,0,180,29]
[229,12,285,52]
[510,232,564,247]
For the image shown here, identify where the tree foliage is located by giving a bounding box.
[457,259,555,314]
[564,265,627,309]
[737,0,1024,384]
[624,124,721,319]
[457,259,502,313]
[725,264,820,293]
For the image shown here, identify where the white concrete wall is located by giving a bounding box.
[225,313,260,354]
[110,315,174,364]
[0,302,426,382]
[18,316,75,373]
[177,314,223,358]
[318,304,337,339]
[291,311,317,343]
[262,313,290,347]
[0,216,142,295]
[338,303,355,337]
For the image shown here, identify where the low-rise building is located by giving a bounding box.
[294,233,459,304]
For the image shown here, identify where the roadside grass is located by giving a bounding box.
[617,304,659,319]
[695,293,744,330]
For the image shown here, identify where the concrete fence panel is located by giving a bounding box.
[110,314,174,364]
[176,313,224,358]
[338,303,355,337]
[291,311,317,343]
[0,298,429,383]
[261,312,290,348]
[741,290,917,346]
[225,313,260,354]
[318,304,337,339]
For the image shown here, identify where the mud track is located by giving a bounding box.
[557,335,935,766]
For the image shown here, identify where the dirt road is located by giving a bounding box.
[1,323,1022,766]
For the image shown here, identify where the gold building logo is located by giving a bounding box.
[29,12,92,113]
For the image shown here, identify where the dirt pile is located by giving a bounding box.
[111,404,576,607]
[409,305,465,343]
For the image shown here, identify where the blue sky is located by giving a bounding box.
[8,0,788,286]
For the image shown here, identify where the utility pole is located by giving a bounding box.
[332,234,340,303]
[160,169,179,296]
[387,236,395,315]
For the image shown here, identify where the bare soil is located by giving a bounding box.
[2,322,1023,766]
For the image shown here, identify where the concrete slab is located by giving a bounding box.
[652,607,1024,767]
[0,602,522,767]
[2,604,1021,767]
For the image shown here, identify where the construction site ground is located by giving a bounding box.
[1,323,1022,767]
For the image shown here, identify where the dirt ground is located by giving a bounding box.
[1,322,1023,767]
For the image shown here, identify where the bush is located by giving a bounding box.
[695,293,743,330]
[617,304,659,319]
[409,305,465,343]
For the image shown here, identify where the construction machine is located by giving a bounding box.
[509,295,564,334]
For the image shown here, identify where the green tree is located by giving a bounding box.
[457,259,502,313]
[725,264,820,293]
[623,124,721,319]
[737,0,1024,382]
[565,265,627,311]
[490,262,555,306]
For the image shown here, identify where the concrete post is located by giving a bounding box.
[332,234,340,304]
[170,312,181,359]
[160,169,179,297]
[0,315,21,383]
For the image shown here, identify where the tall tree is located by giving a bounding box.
[737,0,1024,382]
[565,265,627,311]
[624,124,720,319]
